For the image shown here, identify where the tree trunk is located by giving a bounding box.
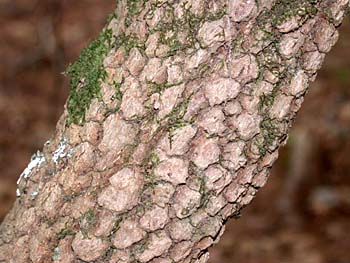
[0,0,348,262]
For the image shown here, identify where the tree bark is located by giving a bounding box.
[0,0,348,262]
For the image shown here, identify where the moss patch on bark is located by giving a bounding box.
[66,28,112,126]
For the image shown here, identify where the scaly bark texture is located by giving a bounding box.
[0,0,349,262]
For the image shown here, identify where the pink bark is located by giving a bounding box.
[1,0,349,262]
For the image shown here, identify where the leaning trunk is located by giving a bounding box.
[0,0,348,262]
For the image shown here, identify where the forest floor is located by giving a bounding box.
[0,1,349,262]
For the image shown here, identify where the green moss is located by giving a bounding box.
[80,208,96,237]
[148,3,227,56]
[247,0,319,52]
[159,31,182,56]
[145,1,172,20]
[147,81,183,95]
[257,74,289,155]
[110,217,123,236]
[57,226,74,240]
[256,118,281,155]
[261,119,279,142]
[131,239,150,260]
[113,32,145,55]
[141,151,160,184]
[147,81,166,94]
[111,80,123,101]
[64,2,226,126]
[125,0,147,27]
[197,62,211,77]
[178,4,226,49]
[141,150,160,168]
[107,11,118,24]
[262,0,318,27]
[149,151,160,166]
[259,93,275,111]
[66,28,112,126]
[82,209,96,223]
[258,69,289,113]
[167,94,192,125]
[44,217,55,227]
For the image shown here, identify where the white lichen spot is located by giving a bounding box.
[30,190,39,199]
[52,137,70,165]
[17,150,45,186]
[52,247,60,261]
[67,149,73,158]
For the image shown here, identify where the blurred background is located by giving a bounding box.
[0,1,349,262]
